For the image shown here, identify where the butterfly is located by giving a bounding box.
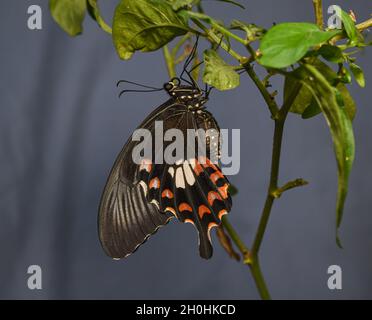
[98,46,232,260]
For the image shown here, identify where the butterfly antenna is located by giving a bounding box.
[117,79,163,98]
[183,60,204,90]
[183,35,199,70]
[117,79,161,90]
[118,88,163,98]
[205,84,214,98]
[180,35,199,84]
[188,60,203,74]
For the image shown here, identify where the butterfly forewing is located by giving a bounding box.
[98,99,179,259]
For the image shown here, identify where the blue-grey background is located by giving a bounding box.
[0,0,371,299]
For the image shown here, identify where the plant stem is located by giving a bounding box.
[196,2,204,13]
[251,86,304,255]
[249,257,271,300]
[272,178,309,198]
[244,64,279,119]
[222,217,249,257]
[163,45,176,78]
[222,217,271,300]
[187,11,247,45]
[312,0,323,29]
[356,18,372,32]
[245,81,302,289]
[232,1,322,298]
[190,18,245,62]
[250,119,284,256]
[171,33,192,58]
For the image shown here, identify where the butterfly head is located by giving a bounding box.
[164,77,207,108]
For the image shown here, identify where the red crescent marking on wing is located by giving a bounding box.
[206,158,219,172]
[198,205,211,219]
[210,171,225,184]
[179,203,193,213]
[218,209,228,220]
[161,189,174,199]
[208,191,222,206]
[199,156,219,172]
[218,184,229,199]
[193,159,204,176]
[149,177,160,189]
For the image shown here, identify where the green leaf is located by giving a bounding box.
[338,83,356,120]
[340,9,360,45]
[49,0,87,36]
[203,50,240,90]
[285,59,356,120]
[168,0,244,10]
[87,0,112,34]
[212,0,245,9]
[302,98,321,119]
[335,87,345,107]
[183,11,217,25]
[113,0,189,60]
[168,0,199,10]
[338,65,352,84]
[258,23,340,68]
[284,76,313,114]
[349,63,365,88]
[291,64,355,244]
[318,44,344,63]
[230,20,264,41]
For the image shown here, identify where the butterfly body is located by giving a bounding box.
[99,78,232,260]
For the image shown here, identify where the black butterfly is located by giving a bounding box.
[98,49,232,260]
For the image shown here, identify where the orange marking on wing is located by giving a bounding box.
[218,184,229,199]
[179,203,193,213]
[218,209,228,220]
[149,177,160,189]
[206,158,219,171]
[210,171,225,184]
[198,205,211,219]
[193,159,204,176]
[208,191,222,206]
[139,159,152,173]
[161,189,174,199]
[199,156,219,171]
[165,207,177,217]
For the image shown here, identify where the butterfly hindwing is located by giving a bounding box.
[99,82,233,260]
[99,180,173,259]
[136,110,232,259]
